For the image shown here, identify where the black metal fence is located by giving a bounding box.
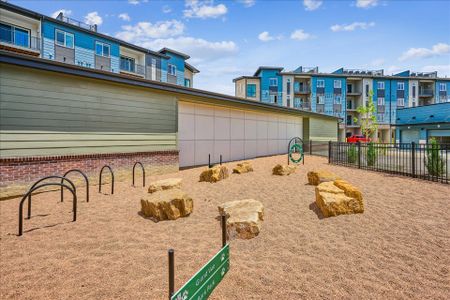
[329,142,449,184]
[303,140,329,157]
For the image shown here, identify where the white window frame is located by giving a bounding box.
[168,64,177,76]
[439,83,446,91]
[317,95,324,104]
[397,98,405,107]
[269,78,278,87]
[55,29,74,49]
[397,82,404,90]
[377,81,385,90]
[377,97,385,106]
[95,41,110,57]
[317,79,325,88]
[334,96,341,104]
[334,80,341,89]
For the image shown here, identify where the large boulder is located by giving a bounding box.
[333,179,363,203]
[272,164,296,176]
[141,189,193,222]
[233,162,254,174]
[315,181,364,218]
[307,170,341,186]
[199,165,229,183]
[218,199,264,240]
[148,178,182,193]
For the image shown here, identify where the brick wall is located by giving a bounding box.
[0,150,179,200]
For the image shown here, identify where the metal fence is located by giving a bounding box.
[329,142,449,184]
[303,140,330,157]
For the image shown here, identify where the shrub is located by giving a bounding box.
[426,138,445,176]
[366,142,377,166]
[347,144,357,163]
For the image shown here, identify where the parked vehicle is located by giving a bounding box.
[346,135,370,143]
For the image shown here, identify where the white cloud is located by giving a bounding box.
[422,65,450,76]
[184,0,228,19]
[118,13,131,22]
[162,5,172,13]
[115,20,185,41]
[331,22,375,32]
[290,29,313,41]
[399,43,450,61]
[356,0,379,9]
[84,12,103,26]
[370,58,385,66]
[258,31,277,42]
[128,0,148,5]
[51,9,72,19]
[303,0,322,11]
[239,0,256,7]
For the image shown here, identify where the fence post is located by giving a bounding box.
[221,214,227,248]
[411,142,416,178]
[309,140,312,155]
[328,141,331,163]
[357,142,361,169]
[168,249,174,300]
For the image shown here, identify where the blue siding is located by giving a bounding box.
[373,79,392,124]
[397,102,450,125]
[259,69,282,105]
[311,76,346,118]
[163,51,186,86]
[160,59,167,82]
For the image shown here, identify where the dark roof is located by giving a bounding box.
[232,76,260,82]
[185,62,200,73]
[0,1,168,58]
[253,66,284,76]
[0,51,338,121]
[159,47,190,59]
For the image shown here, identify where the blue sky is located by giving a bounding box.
[9,0,450,95]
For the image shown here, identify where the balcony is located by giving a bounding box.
[120,62,146,77]
[419,88,434,97]
[333,103,342,113]
[294,86,310,94]
[0,28,40,55]
[377,105,386,113]
[346,89,362,96]
[316,103,325,113]
[346,120,360,127]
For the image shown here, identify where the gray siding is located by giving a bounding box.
[95,55,111,71]
[145,54,161,81]
[55,45,75,64]
[0,63,177,157]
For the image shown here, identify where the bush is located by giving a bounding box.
[426,138,445,176]
[347,144,357,163]
[366,142,377,166]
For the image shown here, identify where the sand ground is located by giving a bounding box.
[1,155,449,300]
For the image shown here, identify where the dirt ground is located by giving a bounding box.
[1,155,449,300]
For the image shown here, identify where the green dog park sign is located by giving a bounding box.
[171,244,230,300]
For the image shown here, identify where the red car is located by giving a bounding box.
[346,135,370,143]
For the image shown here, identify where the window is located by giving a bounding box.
[95,41,110,57]
[412,85,416,98]
[334,96,341,104]
[269,78,278,86]
[184,78,191,87]
[294,97,301,108]
[247,84,257,98]
[286,79,291,95]
[317,80,325,88]
[168,64,176,76]
[377,97,385,106]
[55,29,74,49]
[334,80,341,88]
[365,84,369,97]
[397,98,405,107]
[440,83,447,91]
[317,95,324,104]
[151,58,157,80]
[269,94,278,103]
[377,81,385,90]
[120,56,135,73]
[0,22,30,48]
[287,96,291,107]
[397,82,404,90]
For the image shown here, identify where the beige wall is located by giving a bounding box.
[0,9,41,38]
[309,118,338,141]
[184,68,193,87]
[234,78,260,101]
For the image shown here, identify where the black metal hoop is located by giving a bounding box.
[61,169,89,202]
[99,165,114,194]
[26,176,76,220]
[18,182,77,236]
[132,162,145,187]
[288,137,305,165]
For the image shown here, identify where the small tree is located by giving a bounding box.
[353,90,379,166]
[426,137,445,176]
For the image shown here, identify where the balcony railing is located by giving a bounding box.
[294,86,310,94]
[120,62,146,77]
[57,15,97,32]
[0,28,40,51]
[419,88,434,97]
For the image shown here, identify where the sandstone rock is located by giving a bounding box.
[315,181,364,218]
[148,178,182,193]
[233,162,254,174]
[218,199,264,240]
[272,164,296,176]
[199,165,229,183]
[307,170,341,186]
[141,189,193,221]
[333,179,363,204]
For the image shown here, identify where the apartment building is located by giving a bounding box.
[234,66,450,143]
[0,2,199,87]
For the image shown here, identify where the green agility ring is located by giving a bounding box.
[289,143,304,164]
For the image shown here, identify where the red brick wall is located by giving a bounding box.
[0,150,179,199]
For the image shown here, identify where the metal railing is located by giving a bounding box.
[57,15,97,32]
[120,62,146,76]
[419,88,433,97]
[0,28,41,51]
[294,86,311,93]
[329,142,449,184]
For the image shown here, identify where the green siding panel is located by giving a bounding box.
[0,64,177,157]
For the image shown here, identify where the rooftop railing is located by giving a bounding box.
[343,69,384,76]
[56,14,97,32]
